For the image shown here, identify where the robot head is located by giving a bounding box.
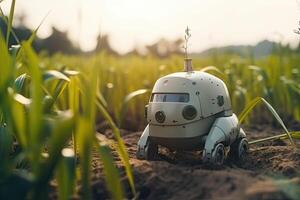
[146,71,232,126]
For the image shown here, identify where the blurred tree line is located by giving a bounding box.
[0,15,184,57]
[0,16,80,55]
[1,13,297,57]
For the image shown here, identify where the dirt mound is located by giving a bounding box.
[243,146,300,177]
[88,131,300,200]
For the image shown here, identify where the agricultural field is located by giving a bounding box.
[1,1,300,200]
[2,39,300,199]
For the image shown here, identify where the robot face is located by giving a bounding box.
[147,71,232,125]
[147,92,199,125]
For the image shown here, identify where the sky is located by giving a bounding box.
[1,0,300,53]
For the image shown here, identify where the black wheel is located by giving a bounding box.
[145,140,158,160]
[211,143,225,166]
[229,138,249,162]
[136,146,144,160]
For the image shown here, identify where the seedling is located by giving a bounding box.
[183,26,191,59]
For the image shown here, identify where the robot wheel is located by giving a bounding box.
[136,140,158,160]
[211,143,226,166]
[228,137,249,163]
[145,140,158,160]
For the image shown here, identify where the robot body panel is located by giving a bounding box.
[148,115,216,138]
[151,71,231,118]
[137,70,248,166]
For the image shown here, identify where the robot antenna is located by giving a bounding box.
[184,58,193,72]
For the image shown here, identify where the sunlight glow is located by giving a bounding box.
[1,0,299,53]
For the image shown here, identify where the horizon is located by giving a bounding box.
[1,0,300,54]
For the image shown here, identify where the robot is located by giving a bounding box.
[136,58,249,166]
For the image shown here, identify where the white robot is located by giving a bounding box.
[136,58,249,166]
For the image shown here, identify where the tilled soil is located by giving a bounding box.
[83,126,300,200]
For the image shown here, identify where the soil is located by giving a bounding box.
[75,126,300,200]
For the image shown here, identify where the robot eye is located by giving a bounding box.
[182,105,197,120]
[155,111,166,123]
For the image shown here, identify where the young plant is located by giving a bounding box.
[183,26,191,59]
[0,2,135,199]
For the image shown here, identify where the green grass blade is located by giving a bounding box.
[5,0,15,46]
[42,70,71,109]
[200,65,223,74]
[248,65,268,81]
[51,80,68,101]
[199,66,224,78]
[11,96,27,148]
[97,144,124,200]
[96,100,136,196]
[9,44,21,63]
[13,93,31,105]
[76,60,99,199]
[14,73,30,93]
[34,111,74,199]
[15,10,50,60]
[41,95,54,113]
[0,31,12,91]
[280,76,300,94]
[76,117,92,199]
[43,70,70,83]
[0,6,20,45]
[68,77,79,156]
[290,132,300,139]
[14,70,71,112]
[260,98,295,146]
[63,70,80,77]
[56,148,76,200]
[238,97,261,124]
[238,97,295,146]
[118,89,149,127]
[27,11,51,45]
[0,126,13,173]
[123,89,149,103]
[249,131,300,145]
[97,91,108,108]
[22,41,44,172]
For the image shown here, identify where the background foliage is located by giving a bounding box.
[45,49,300,130]
[0,1,300,199]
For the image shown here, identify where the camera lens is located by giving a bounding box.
[155,111,165,123]
[182,105,197,120]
